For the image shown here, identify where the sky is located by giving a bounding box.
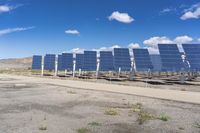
[0,0,200,58]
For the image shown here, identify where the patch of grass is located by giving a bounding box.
[130,103,142,113]
[39,125,47,131]
[104,108,119,116]
[67,90,76,94]
[77,128,89,133]
[194,122,200,128]
[137,111,156,125]
[88,121,102,126]
[157,113,170,121]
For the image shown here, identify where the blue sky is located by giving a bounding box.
[0,0,200,58]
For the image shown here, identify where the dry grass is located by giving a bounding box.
[104,108,119,116]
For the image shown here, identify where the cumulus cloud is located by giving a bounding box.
[70,48,85,54]
[143,36,174,47]
[174,35,193,44]
[0,5,12,13]
[65,29,80,35]
[128,43,140,49]
[0,27,35,36]
[181,3,200,20]
[108,11,134,23]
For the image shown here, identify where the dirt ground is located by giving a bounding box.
[0,75,200,133]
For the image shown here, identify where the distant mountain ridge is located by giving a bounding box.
[0,57,32,69]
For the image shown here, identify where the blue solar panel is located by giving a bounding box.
[83,51,97,71]
[99,51,114,71]
[62,53,73,70]
[113,48,131,71]
[158,44,184,72]
[57,54,63,71]
[32,55,42,70]
[44,54,56,70]
[150,55,162,71]
[133,49,153,71]
[182,44,200,71]
[75,54,84,70]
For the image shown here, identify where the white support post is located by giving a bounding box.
[118,67,121,78]
[41,56,44,76]
[54,55,58,77]
[73,62,76,78]
[78,69,81,76]
[96,60,100,79]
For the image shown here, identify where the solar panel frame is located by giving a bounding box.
[61,53,73,71]
[99,51,114,71]
[182,44,200,71]
[132,49,153,71]
[113,48,131,71]
[158,44,184,72]
[75,54,84,70]
[32,55,42,70]
[83,51,97,71]
[44,54,56,70]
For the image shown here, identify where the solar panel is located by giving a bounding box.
[44,54,56,70]
[158,44,184,72]
[133,49,153,71]
[83,51,97,71]
[62,53,73,70]
[150,54,162,71]
[99,51,114,71]
[32,55,42,70]
[113,48,131,71]
[57,54,63,71]
[75,54,84,70]
[182,44,200,71]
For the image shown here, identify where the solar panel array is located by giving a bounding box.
[99,51,114,71]
[150,55,162,71]
[158,44,184,72]
[182,44,200,71]
[113,48,131,71]
[61,53,73,70]
[83,51,97,71]
[75,54,84,70]
[133,49,153,71]
[32,55,42,70]
[44,54,56,70]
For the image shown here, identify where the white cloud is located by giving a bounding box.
[128,43,140,49]
[147,47,159,55]
[70,48,85,54]
[0,27,34,36]
[198,38,200,42]
[143,36,174,47]
[108,11,134,23]
[0,5,12,13]
[174,35,193,44]
[181,2,200,20]
[65,29,80,35]
[160,8,176,14]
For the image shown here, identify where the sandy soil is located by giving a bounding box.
[0,76,200,133]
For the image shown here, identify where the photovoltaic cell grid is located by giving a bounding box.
[182,44,200,71]
[158,44,184,72]
[113,48,131,71]
[44,54,56,70]
[75,54,84,70]
[99,51,114,71]
[83,51,97,71]
[150,55,162,71]
[133,49,153,71]
[32,55,42,70]
[57,54,63,71]
[62,53,73,70]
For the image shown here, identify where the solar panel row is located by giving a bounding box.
[32,44,200,72]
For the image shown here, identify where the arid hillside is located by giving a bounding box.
[0,57,32,69]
